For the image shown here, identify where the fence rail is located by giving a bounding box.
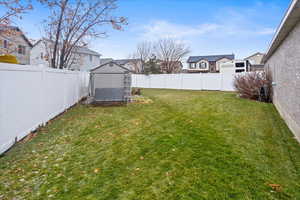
[132,73,236,91]
[0,64,89,154]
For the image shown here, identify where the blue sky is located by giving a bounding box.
[12,0,291,60]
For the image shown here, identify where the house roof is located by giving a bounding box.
[99,58,114,65]
[72,46,101,56]
[187,54,235,63]
[114,59,141,65]
[34,38,101,56]
[244,52,265,60]
[0,26,33,47]
[263,0,300,63]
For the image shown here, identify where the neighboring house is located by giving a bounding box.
[0,26,33,64]
[245,52,265,71]
[187,54,235,73]
[263,0,300,141]
[30,38,101,71]
[114,59,143,74]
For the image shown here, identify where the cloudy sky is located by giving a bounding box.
[12,0,291,60]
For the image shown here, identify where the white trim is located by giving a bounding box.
[197,59,209,70]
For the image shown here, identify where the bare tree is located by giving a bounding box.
[154,38,190,73]
[0,0,32,25]
[132,41,153,73]
[0,0,33,55]
[40,0,127,69]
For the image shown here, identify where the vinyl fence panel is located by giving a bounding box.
[132,72,236,91]
[0,63,89,154]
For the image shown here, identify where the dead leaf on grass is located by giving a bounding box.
[268,184,282,192]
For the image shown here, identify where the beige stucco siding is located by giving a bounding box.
[266,21,300,141]
[247,54,264,65]
[216,58,231,71]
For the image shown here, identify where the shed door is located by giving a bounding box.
[93,74,125,101]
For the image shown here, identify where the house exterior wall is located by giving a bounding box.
[30,40,100,70]
[209,61,216,72]
[265,21,300,140]
[188,58,234,73]
[30,41,49,66]
[247,54,264,65]
[70,53,100,71]
[0,34,31,64]
[216,58,231,71]
[188,60,210,72]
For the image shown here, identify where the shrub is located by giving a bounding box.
[132,88,142,96]
[0,54,18,64]
[234,71,272,102]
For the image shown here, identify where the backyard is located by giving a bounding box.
[0,89,300,199]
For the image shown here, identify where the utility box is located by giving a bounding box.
[90,61,132,103]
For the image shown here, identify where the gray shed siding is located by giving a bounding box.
[91,62,131,102]
[266,21,300,140]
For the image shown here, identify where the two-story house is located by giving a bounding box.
[187,54,235,73]
[0,26,33,64]
[30,38,101,71]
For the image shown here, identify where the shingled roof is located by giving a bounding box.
[187,54,235,63]
[114,59,141,65]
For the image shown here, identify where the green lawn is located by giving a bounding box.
[1,89,300,200]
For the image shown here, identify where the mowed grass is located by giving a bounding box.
[0,89,300,200]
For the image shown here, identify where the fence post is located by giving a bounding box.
[41,67,46,125]
[180,74,183,89]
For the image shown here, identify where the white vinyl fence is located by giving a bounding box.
[0,63,90,154]
[132,72,236,91]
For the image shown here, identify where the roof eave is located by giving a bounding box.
[263,0,300,63]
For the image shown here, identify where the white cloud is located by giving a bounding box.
[256,28,276,35]
[139,19,275,42]
[141,20,221,40]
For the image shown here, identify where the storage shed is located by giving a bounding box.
[90,61,132,103]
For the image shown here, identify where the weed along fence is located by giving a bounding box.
[132,72,237,91]
[0,63,90,154]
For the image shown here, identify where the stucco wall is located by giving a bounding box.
[266,21,300,141]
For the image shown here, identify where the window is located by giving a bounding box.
[199,61,207,69]
[40,52,44,59]
[236,69,245,73]
[89,55,93,62]
[18,45,26,55]
[235,62,245,68]
[190,63,196,69]
[3,40,8,48]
